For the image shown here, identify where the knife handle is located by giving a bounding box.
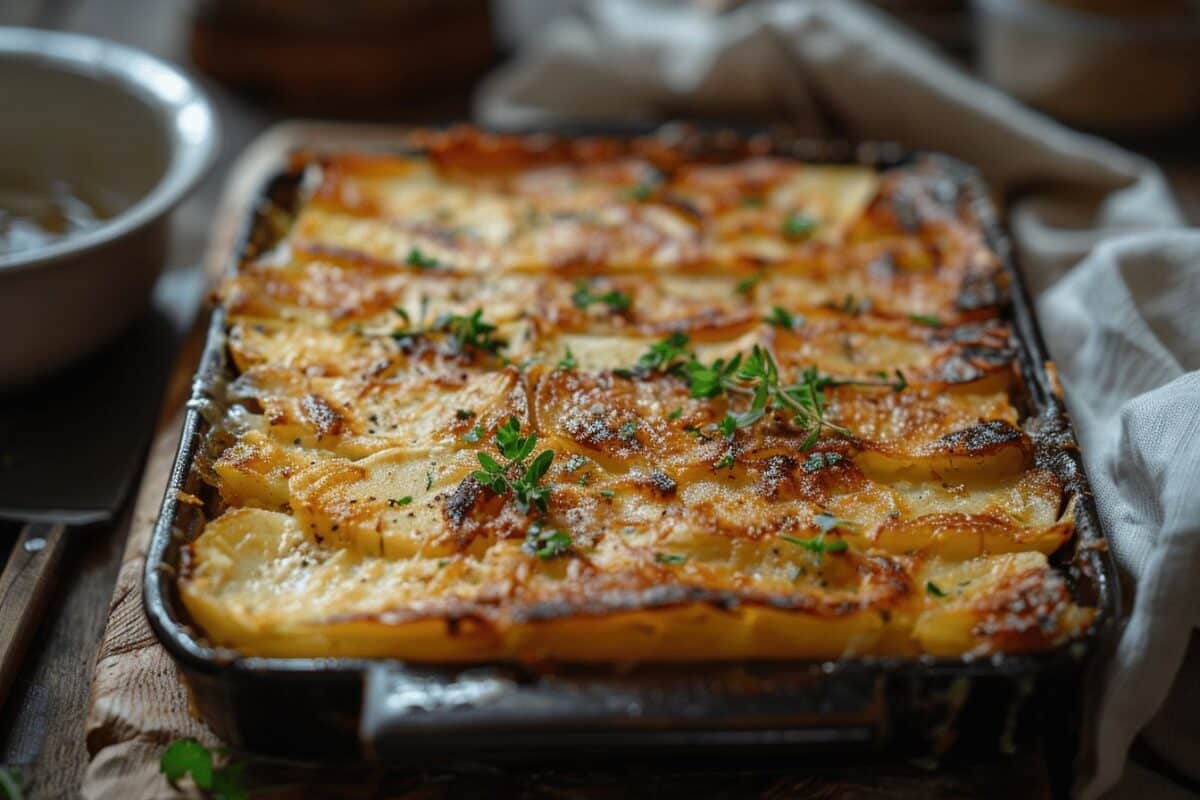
[0,521,69,709]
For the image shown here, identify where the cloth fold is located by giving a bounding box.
[475,2,1200,796]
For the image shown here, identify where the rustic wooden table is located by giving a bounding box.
[0,2,1197,798]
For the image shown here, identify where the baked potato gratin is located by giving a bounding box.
[182,128,1094,662]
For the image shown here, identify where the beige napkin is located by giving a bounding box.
[85,408,217,800]
[476,2,1200,798]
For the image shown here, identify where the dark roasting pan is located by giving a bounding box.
[143,125,1121,779]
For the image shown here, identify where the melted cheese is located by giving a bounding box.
[183,129,1092,661]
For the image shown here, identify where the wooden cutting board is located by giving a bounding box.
[81,122,1053,800]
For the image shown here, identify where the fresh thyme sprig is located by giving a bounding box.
[622,334,906,457]
[688,345,853,450]
[472,417,555,514]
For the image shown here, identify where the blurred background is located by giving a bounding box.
[6,0,1197,278]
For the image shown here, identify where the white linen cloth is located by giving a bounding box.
[474,2,1200,797]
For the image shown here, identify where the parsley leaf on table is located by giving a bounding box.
[0,767,24,800]
[159,738,250,800]
[160,739,213,791]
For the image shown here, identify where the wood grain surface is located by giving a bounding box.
[0,523,69,710]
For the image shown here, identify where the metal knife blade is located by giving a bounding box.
[0,305,180,525]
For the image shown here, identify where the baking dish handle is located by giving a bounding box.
[360,662,886,761]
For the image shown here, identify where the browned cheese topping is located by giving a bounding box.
[181,128,1094,661]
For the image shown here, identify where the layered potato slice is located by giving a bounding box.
[182,507,1089,660]
[183,129,1092,661]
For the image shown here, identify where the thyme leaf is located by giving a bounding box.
[472,416,555,514]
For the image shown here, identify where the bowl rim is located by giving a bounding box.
[0,27,219,274]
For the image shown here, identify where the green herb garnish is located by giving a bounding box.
[735,274,761,296]
[472,416,555,514]
[687,347,905,449]
[523,520,572,559]
[668,407,684,420]
[618,420,639,442]
[0,767,23,800]
[557,348,578,370]
[802,451,844,472]
[160,739,248,800]
[572,281,632,312]
[655,553,688,565]
[782,212,818,240]
[462,424,485,443]
[626,331,691,378]
[627,182,654,201]
[564,454,589,473]
[456,409,475,420]
[393,308,506,356]
[718,406,765,437]
[599,489,615,499]
[926,581,948,597]
[766,306,803,330]
[828,293,864,315]
[909,313,943,328]
[814,511,860,534]
[780,512,856,565]
[406,247,440,269]
[780,532,848,557]
[436,309,505,355]
[388,496,412,507]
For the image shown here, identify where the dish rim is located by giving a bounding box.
[143,125,1122,687]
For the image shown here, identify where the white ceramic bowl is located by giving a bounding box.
[0,28,218,387]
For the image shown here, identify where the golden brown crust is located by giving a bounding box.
[180,128,1091,661]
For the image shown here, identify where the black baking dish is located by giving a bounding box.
[143,125,1121,776]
